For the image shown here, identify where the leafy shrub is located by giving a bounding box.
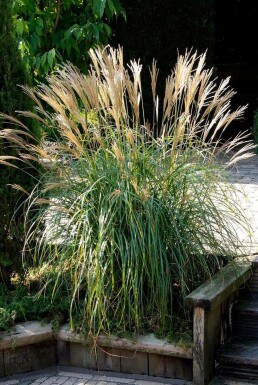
[0,47,254,337]
[13,0,125,78]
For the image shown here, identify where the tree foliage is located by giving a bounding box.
[0,0,35,284]
[13,0,125,78]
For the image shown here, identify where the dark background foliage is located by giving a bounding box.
[113,0,215,69]
[112,0,258,136]
[112,0,215,123]
[214,0,258,137]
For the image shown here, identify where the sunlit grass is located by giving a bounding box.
[0,46,255,337]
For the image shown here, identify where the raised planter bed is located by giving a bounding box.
[3,257,253,383]
[0,322,193,380]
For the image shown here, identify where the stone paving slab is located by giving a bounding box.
[0,367,191,385]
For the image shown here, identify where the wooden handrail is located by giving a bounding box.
[185,258,252,311]
[185,256,256,385]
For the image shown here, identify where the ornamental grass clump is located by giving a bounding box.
[0,47,254,336]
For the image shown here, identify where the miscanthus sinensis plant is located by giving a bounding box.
[0,47,255,336]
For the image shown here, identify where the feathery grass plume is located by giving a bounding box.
[0,46,255,338]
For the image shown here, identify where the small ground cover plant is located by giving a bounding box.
[0,47,254,340]
[0,282,70,332]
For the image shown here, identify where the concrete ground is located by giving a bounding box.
[0,367,191,385]
[218,150,258,255]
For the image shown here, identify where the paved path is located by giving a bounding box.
[226,151,258,254]
[0,367,190,385]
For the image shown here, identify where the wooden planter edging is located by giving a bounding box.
[2,258,252,383]
[0,322,192,380]
[0,322,56,377]
[185,256,255,385]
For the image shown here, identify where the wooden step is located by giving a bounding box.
[211,375,258,384]
[233,299,258,316]
[219,337,258,366]
[215,257,258,381]
[252,256,258,267]
[232,299,258,338]
[248,278,258,291]
[217,337,258,380]
[218,366,258,381]
[232,329,258,339]
[235,256,258,299]
[251,256,258,277]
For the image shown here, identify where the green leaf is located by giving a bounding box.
[103,23,112,37]
[47,49,55,69]
[93,0,106,18]
[70,38,80,52]
[16,19,24,36]
[72,26,82,40]
[40,52,47,67]
[91,24,100,41]
[35,24,43,36]
[65,41,71,55]
[64,29,72,40]
[107,0,115,14]
[30,34,40,50]
[36,17,44,28]
[35,56,41,70]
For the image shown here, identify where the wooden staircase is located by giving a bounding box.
[217,258,258,380]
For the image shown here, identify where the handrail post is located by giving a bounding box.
[186,257,254,385]
[193,307,206,385]
[193,306,221,385]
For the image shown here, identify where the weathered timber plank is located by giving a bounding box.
[0,321,53,350]
[233,329,258,335]
[149,353,165,377]
[219,337,258,366]
[211,374,258,384]
[218,365,258,380]
[149,353,193,380]
[233,299,258,315]
[0,321,193,379]
[58,327,192,359]
[192,306,221,385]
[57,340,70,365]
[234,322,258,329]
[120,350,148,375]
[185,259,252,310]
[69,342,96,369]
[165,356,192,380]
[4,342,57,375]
[97,347,121,371]
[193,307,205,385]
[0,350,4,377]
